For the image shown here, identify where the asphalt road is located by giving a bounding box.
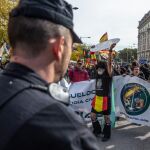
[95,119,150,150]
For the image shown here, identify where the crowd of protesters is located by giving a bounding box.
[63,58,150,142]
[66,60,150,82]
[113,61,150,81]
[0,14,150,145]
[1,46,150,83]
[1,43,150,144]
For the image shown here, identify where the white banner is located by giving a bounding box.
[90,38,120,52]
[113,75,150,126]
[69,80,116,127]
[69,80,96,114]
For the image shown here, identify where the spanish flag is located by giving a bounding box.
[99,32,108,43]
[91,96,108,112]
[90,52,97,61]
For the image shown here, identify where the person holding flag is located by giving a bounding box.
[90,43,116,142]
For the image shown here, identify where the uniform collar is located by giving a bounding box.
[3,62,48,85]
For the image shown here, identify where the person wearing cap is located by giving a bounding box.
[0,0,100,150]
[69,59,89,82]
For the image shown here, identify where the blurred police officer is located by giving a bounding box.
[0,0,100,150]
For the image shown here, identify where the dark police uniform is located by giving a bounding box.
[0,63,99,150]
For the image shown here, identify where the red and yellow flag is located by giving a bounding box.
[90,52,97,61]
[91,96,108,112]
[99,32,108,43]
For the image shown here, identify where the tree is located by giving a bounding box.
[118,48,137,63]
[0,0,18,45]
[71,44,90,61]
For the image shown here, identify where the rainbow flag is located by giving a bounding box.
[91,96,108,112]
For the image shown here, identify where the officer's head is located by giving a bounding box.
[8,0,82,82]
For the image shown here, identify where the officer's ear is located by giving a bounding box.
[49,36,65,61]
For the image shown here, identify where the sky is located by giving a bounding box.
[67,0,150,50]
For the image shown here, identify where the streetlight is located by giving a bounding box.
[80,37,91,39]
[80,37,91,45]
[126,50,129,63]
[80,37,91,43]
[128,44,137,62]
[132,43,137,48]
[72,7,79,10]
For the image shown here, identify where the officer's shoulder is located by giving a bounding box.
[38,101,85,126]
[16,88,84,126]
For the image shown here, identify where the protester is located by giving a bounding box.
[88,64,97,79]
[113,65,121,76]
[131,64,145,80]
[140,63,150,81]
[0,0,100,150]
[69,59,89,82]
[120,67,128,75]
[90,44,115,142]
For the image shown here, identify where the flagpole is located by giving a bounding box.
[108,43,116,77]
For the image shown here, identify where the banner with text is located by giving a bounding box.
[69,80,96,113]
[113,75,150,126]
[69,80,116,127]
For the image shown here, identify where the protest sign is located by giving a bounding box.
[113,75,150,126]
[69,80,116,127]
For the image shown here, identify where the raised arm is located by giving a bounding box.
[107,43,116,77]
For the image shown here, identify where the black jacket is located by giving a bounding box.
[0,63,99,150]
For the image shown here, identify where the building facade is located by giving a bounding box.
[138,11,150,62]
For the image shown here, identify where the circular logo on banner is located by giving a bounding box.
[121,83,150,116]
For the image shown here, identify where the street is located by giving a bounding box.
[96,119,150,150]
